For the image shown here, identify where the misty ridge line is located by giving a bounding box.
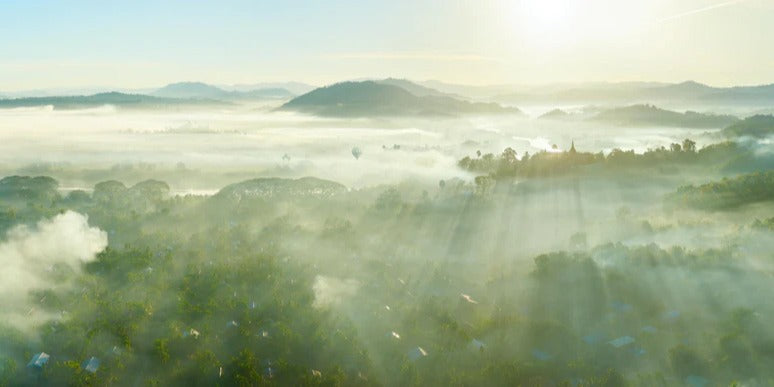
[2,0,774,384]
[0,97,772,385]
[4,78,774,124]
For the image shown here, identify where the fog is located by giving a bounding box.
[0,105,726,190]
[0,211,106,331]
[0,97,773,386]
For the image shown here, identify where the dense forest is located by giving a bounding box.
[1,135,772,386]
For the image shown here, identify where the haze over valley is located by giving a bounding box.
[1,1,774,386]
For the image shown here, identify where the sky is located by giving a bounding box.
[1,0,773,91]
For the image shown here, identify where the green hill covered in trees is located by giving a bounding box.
[590,104,739,128]
[722,115,774,138]
[0,92,229,110]
[279,81,520,117]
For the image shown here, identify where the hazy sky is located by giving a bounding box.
[1,0,773,90]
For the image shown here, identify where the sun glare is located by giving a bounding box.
[516,0,579,47]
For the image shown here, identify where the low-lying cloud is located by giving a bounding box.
[0,211,107,330]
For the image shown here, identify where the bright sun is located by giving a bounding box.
[515,0,581,47]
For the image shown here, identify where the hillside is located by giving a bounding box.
[722,115,774,138]
[590,104,739,128]
[279,81,519,117]
[668,171,774,210]
[375,78,462,98]
[495,80,774,105]
[153,82,294,100]
[213,177,348,202]
[0,92,228,110]
[538,108,572,120]
[701,84,774,103]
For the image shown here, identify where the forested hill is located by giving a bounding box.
[0,92,229,110]
[590,104,739,128]
[153,82,294,100]
[722,115,774,138]
[279,81,520,117]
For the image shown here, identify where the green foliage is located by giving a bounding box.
[751,217,774,230]
[591,104,739,128]
[668,170,774,210]
[723,114,774,138]
[280,80,518,117]
[457,138,727,179]
[374,187,402,211]
[1,168,773,386]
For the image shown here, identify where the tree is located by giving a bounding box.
[93,180,127,203]
[228,349,262,386]
[375,187,402,211]
[682,138,696,153]
[502,147,517,164]
[474,175,494,195]
[154,339,170,364]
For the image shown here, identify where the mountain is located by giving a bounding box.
[494,81,774,105]
[279,81,520,117]
[510,81,706,103]
[722,115,774,138]
[659,80,717,98]
[590,104,740,128]
[153,82,294,100]
[238,88,295,99]
[375,78,462,98]
[225,82,316,95]
[700,84,774,103]
[538,108,572,120]
[153,82,230,99]
[0,86,155,98]
[0,92,228,110]
[419,80,519,99]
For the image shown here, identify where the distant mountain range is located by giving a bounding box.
[538,108,572,120]
[152,82,295,100]
[279,80,519,117]
[589,104,740,128]
[375,78,464,99]
[493,81,774,105]
[0,92,229,110]
[417,80,518,99]
[222,82,316,95]
[4,79,774,117]
[0,81,316,101]
[0,82,303,110]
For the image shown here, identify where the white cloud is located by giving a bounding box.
[0,211,107,330]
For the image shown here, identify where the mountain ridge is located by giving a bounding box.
[590,104,740,128]
[153,82,294,100]
[0,92,229,110]
[279,80,520,117]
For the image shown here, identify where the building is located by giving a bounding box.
[27,352,49,369]
[82,357,100,373]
